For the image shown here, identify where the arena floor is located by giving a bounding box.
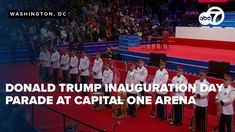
[0,63,220,132]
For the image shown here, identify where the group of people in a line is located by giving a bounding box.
[125,61,235,132]
[38,46,235,132]
[38,45,103,85]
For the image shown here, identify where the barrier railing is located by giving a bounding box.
[31,104,106,132]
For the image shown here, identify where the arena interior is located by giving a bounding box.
[1,0,235,132]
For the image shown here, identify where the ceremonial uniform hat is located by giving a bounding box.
[176,66,184,72]
[199,70,207,76]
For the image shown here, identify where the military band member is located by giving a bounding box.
[51,47,60,84]
[152,61,169,120]
[60,48,70,83]
[102,62,113,107]
[92,53,103,85]
[216,74,235,132]
[137,59,148,108]
[170,66,188,126]
[192,70,209,132]
[79,50,90,94]
[69,50,78,84]
[126,63,139,117]
[43,46,51,82]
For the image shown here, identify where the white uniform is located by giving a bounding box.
[92,58,103,79]
[43,51,51,68]
[60,53,70,70]
[125,69,139,94]
[153,69,169,95]
[172,75,188,97]
[102,69,113,84]
[79,56,90,76]
[216,85,235,115]
[137,66,148,83]
[51,51,60,69]
[69,56,78,74]
[193,79,210,107]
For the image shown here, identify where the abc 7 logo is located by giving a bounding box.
[199,6,225,25]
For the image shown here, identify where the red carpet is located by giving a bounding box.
[0,63,223,132]
[129,45,235,65]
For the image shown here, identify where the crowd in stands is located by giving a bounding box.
[4,0,161,48]
[179,4,199,26]
[4,0,200,47]
[2,0,199,64]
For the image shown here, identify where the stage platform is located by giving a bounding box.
[114,43,235,77]
[129,45,235,65]
[114,27,235,77]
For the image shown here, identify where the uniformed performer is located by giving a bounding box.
[170,66,188,126]
[152,61,169,120]
[60,48,70,83]
[51,47,60,84]
[215,74,235,132]
[69,50,78,84]
[92,53,103,85]
[43,46,51,82]
[38,45,45,80]
[137,59,148,108]
[102,62,113,108]
[126,62,139,117]
[192,70,209,132]
[79,50,90,94]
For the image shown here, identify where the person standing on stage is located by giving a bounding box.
[102,62,113,108]
[60,48,70,83]
[170,66,188,126]
[43,46,51,82]
[215,74,235,132]
[126,62,139,117]
[192,70,209,132]
[69,50,78,84]
[79,50,90,94]
[152,61,169,120]
[92,53,103,85]
[137,59,148,108]
[51,47,60,84]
